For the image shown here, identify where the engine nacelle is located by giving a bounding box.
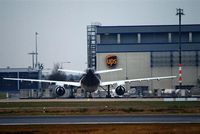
[115,85,126,96]
[55,86,65,96]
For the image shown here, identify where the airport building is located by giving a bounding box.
[0,67,40,91]
[0,67,74,98]
[87,24,200,93]
[0,67,41,98]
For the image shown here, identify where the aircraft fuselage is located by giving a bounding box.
[80,68,101,93]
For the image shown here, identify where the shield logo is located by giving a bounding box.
[106,55,118,68]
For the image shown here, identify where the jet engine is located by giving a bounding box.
[55,86,66,96]
[115,85,126,96]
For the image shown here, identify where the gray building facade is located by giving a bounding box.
[87,24,200,91]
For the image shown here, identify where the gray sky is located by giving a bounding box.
[0,0,200,70]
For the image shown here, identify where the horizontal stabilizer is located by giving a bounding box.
[95,68,123,74]
[58,69,85,74]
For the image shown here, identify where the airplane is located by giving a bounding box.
[4,68,176,98]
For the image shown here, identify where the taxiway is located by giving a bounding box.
[0,115,200,125]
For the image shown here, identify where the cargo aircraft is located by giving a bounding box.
[4,68,176,97]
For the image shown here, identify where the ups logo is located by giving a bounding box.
[106,55,118,68]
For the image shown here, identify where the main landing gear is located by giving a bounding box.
[89,92,93,98]
[84,91,93,98]
[106,85,112,98]
[100,85,112,98]
[68,86,75,98]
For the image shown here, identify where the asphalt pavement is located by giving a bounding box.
[0,115,200,125]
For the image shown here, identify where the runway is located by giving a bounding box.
[0,115,200,125]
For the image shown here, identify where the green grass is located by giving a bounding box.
[0,101,199,109]
[0,101,199,116]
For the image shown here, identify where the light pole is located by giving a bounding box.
[176,8,184,90]
[35,32,39,68]
[28,51,36,69]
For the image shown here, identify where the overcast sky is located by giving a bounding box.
[0,0,200,70]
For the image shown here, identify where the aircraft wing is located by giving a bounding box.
[100,76,177,86]
[3,78,81,87]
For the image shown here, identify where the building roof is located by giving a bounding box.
[96,24,200,34]
[0,67,39,73]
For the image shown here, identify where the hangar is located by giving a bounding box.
[87,24,200,94]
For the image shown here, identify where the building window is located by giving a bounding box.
[193,32,200,42]
[91,41,95,44]
[120,34,137,44]
[171,32,189,43]
[151,51,198,67]
[151,52,171,67]
[100,34,117,44]
[173,51,197,66]
[97,35,101,44]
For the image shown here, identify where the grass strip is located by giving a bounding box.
[0,101,199,116]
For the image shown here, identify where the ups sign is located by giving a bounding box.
[106,55,118,68]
